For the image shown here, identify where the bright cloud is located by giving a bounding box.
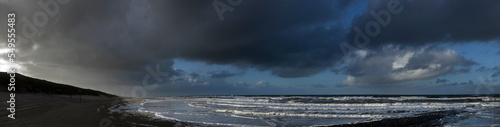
[342,45,476,86]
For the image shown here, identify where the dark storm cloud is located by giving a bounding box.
[463,80,474,85]
[493,72,500,77]
[0,0,156,71]
[492,66,500,77]
[476,66,487,72]
[440,80,474,86]
[163,0,355,77]
[2,0,363,78]
[189,72,200,78]
[475,66,500,77]
[337,0,497,86]
[2,0,498,95]
[309,84,327,88]
[449,68,470,74]
[435,78,448,84]
[347,0,500,47]
[6,0,492,78]
[145,71,284,96]
[208,70,240,79]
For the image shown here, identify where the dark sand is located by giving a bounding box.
[0,92,178,127]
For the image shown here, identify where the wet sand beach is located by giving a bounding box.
[0,92,178,127]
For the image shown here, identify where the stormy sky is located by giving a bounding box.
[0,0,499,96]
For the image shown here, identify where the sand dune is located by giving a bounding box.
[0,73,179,127]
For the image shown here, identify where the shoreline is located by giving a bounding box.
[101,98,185,127]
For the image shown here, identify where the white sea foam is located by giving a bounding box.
[115,96,500,126]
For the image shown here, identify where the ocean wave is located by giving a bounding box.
[116,95,500,126]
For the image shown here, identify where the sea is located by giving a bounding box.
[111,95,500,126]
